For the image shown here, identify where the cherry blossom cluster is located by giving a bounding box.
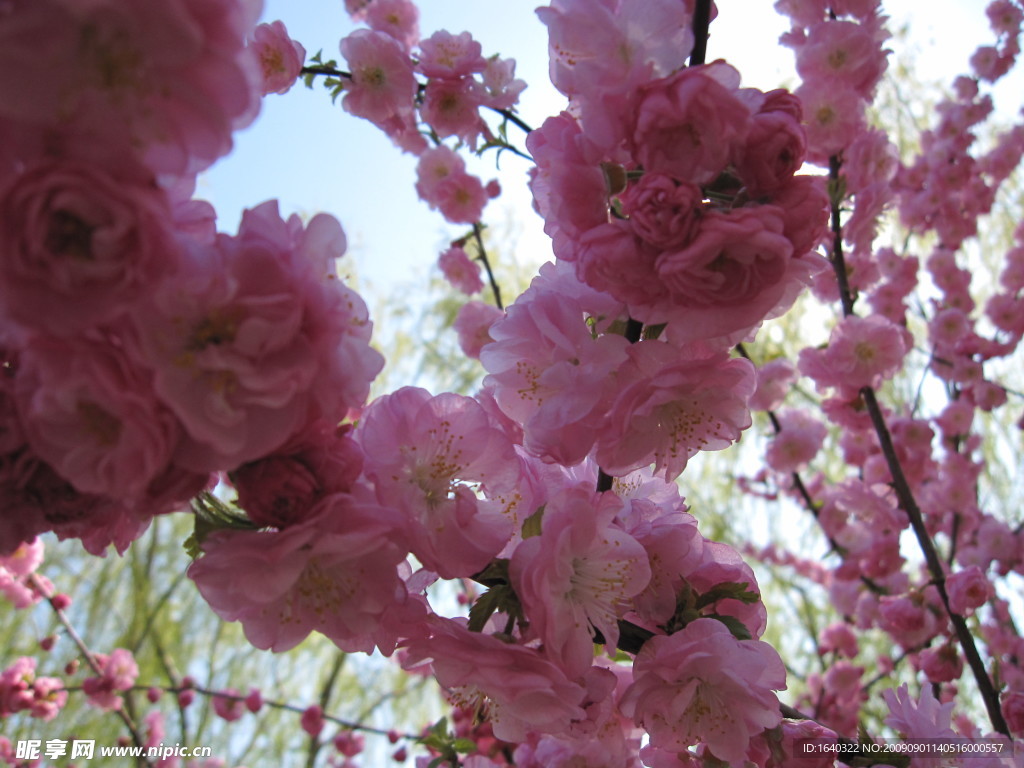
[0,3,383,557]
[3,0,1024,766]
[733,0,1024,750]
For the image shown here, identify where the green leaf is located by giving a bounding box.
[467,589,502,633]
[694,581,760,609]
[452,738,477,753]
[707,613,752,640]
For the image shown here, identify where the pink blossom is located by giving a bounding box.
[526,113,608,259]
[212,689,245,722]
[357,387,518,578]
[415,147,489,224]
[510,485,650,677]
[365,0,420,51]
[576,221,666,310]
[620,174,703,250]
[946,566,993,615]
[83,648,138,711]
[416,31,487,78]
[334,730,365,757]
[0,0,261,177]
[0,537,44,578]
[749,358,798,412]
[340,30,418,136]
[16,335,180,500]
[794,81,866,164]
[734,108,807,194]
[251,21,306,96]
[796,21,888,97]
[596,342,755,481]
[188,496,415,654]
[765,408,827,473]
[230,422,362,529]
[538,0,694,132]
[480,282,629,465]
[883,683,956,742]
[0,163,180,335]
[771,174,831,257]
[632,63,751,185]
[653,206,808,343]
[480,56,527,110]
[420,78,488,148]
[301,705,325,737]
[401,617,587,743]
[798,314,908,393]
[439,246,484,294]
[453,301,502,360]
[918,643,964,684]
[620,618,786,763]
[133,201,382,472]
[1003,691,1024,737]
[878,594,941,650]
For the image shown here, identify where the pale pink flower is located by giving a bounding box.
[799,314,908,393]
[526,113,608,259]
[365,0,420,51]
[340,29,418,133]
[0,537,43,578]
[538,0,693,106]
[420,78,488,148]
[509,485,650,677]
[0,162,180,335]
[416,31,487,78]
[188,496,414,654]
[749,358,798,412]
[796,20,888,97]
[16,336,180,500]
[620,618,786,763]
[946,566,993,615]
[401,617,587,743]
[480,56,527,110]
[632,63,751,185]
[251,21,306,96]
[453,301,502,360]
[357,387,518,578]
[795,81,866,164]
[434,172,489,224]
[878,594,941,650]
[480,284,630,465]
[883,684,956,746]
[438,246,484,295]
[596,342,755,481]
[765,408,827,473]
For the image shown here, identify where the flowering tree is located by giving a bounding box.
[2,0,1024,767]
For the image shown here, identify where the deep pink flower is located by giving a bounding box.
[133,202,382,472]
[251,21,306,96]
[212,689,245,722]
[510,485,650,677]
[632,63,751,185]
[83,649,138,711]
[0,0,261,177]
[946,566,993,615]
[188,495,415,654]
[620,619,786,763]
[0,163,180,335]
[734,108,807,194]
[620,174,703,250]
